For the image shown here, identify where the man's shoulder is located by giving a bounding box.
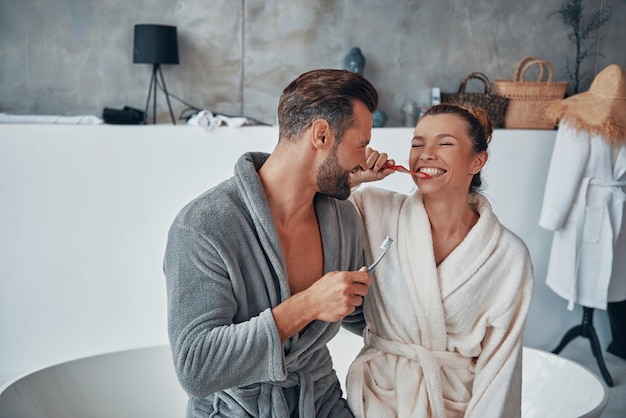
[173,178,242,229]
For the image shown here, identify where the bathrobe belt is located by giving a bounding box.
[267,370,315,418]
[364,327,474,417]
[569,177,626,310]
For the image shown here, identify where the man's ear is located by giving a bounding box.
[310,119,331,150]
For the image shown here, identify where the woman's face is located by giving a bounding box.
[409,113,486,196]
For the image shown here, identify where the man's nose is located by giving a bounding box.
[358,151,369,169]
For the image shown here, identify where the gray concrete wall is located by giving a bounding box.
[1,0,624,126]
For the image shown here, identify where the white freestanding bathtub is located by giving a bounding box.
[0,346,188,418]
[0,344,608,418]
[521,347,608,418]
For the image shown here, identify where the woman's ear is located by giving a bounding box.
[471,151,488,173]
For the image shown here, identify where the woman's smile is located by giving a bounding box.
[418,167,447,177]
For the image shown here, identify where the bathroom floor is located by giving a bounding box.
[557,338,626,417]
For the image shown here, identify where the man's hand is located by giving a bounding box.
[349,147,395,188]
[272,267,371,341]
[306,267,371,322]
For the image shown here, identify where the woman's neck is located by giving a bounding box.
[424,193,479,265]
[425,193,477,227]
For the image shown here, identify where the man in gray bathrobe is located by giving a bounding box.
[164,69,380,417]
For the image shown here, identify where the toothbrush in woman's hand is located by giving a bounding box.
[385,163,431,179]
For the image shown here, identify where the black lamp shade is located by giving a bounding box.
[133,24,179,65]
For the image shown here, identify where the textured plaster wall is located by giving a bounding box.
[0,0,624,126]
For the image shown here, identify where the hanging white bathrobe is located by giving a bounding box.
[539,122,626,310]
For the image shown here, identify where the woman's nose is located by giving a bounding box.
[419,146,436,160]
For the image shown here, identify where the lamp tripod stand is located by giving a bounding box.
[144,63,176,125]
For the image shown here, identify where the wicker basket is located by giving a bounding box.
[494,56,568,129]
[441,72,509,128]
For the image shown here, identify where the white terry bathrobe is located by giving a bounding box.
[347,187,534,418]
[539,122,626,310]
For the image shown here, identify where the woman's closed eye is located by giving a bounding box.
[411,141,454,148]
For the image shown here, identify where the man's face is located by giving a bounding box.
[317,101,372,199]
[317,142,351,199]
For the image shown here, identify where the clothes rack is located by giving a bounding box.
[552,306,613,387]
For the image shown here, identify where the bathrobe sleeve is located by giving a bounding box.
[165,216,287,399]
[539,123,590,231]
[464,233,535,418]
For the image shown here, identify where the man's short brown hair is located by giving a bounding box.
[277,69,378,142]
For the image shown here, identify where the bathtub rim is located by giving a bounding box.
[522,346,609,418]
[1,345,611,418]
[0,344,172,396]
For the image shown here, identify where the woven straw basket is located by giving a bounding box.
[494,56,568,129]
[441,72,509,128]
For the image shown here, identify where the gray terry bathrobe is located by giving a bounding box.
[164,152,366,418]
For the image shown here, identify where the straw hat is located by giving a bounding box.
[550,64,626,144]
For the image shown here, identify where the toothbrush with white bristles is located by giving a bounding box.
[367,236,394,273]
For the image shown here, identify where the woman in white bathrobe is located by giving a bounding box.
[346,104,534,418]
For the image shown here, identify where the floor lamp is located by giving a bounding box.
[133,24,179,124]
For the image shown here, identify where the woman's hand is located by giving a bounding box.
[349,147,395,188]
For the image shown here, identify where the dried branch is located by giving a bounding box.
[548,0,613,94]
